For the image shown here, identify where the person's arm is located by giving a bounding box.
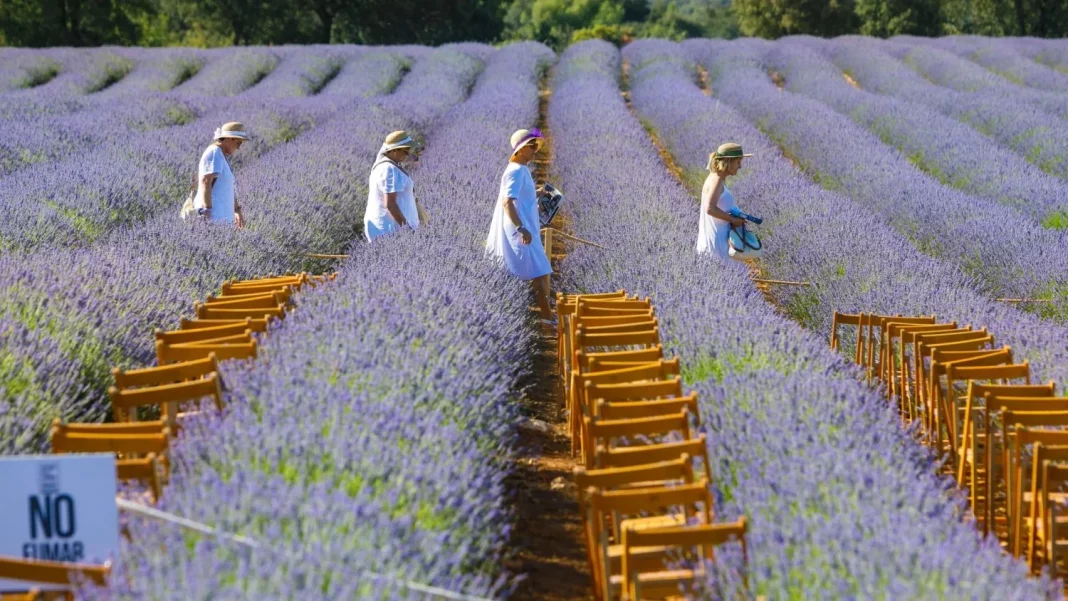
[415,197,429,225]
[502,196,531,244]
[384,191,407,226]
[200,173,217,217]
[703,176,745,226]
[234,201,244,228]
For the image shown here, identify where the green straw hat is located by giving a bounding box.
[711,142,752,159]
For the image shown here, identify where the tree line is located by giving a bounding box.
[0,0,1064,48]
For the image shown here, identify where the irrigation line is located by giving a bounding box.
[116,499,496,601]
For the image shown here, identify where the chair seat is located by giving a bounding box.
[618,514,687,533]
[609,568,697,596]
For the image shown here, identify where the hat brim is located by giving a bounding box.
[217,133,251,141]
[511,138,542,155]
[717,153,752,158]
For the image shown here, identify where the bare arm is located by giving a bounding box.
[501,196,531,244]
[200,173,217,212]
[384,191,407,226]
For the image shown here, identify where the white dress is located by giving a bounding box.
[193,145,235,223]
[696,179,737,260]
[364,160,419,241]
[485,162,552,280]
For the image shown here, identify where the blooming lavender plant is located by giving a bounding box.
[73,41,553,600]
[0,46,486,456]
[759,38,1068,226]
[683,38,1068,312]
[551,38,1060,599]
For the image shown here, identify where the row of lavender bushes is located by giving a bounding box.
[549,39,1058,599]
[623,39,1068,388]
[0,46,484,455]
[683,39,1068,320]
[78,41,553,599]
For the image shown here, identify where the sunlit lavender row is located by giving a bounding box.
[0,45,486,455]
[76,41,553,599]
[551,39,1058,599]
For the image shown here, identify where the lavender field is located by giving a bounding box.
[2,36,1067,599]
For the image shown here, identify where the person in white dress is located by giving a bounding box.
[485,128,554,323]
[364,130,427,241]
[192,121,249,227]
[696,142,752,260]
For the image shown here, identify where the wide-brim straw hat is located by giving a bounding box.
[382,130,417,152]
[510,128,544,155]
[214,121,251,141]
[711,142,753,159]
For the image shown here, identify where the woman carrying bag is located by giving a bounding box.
[364,130,427,241]
[696,142,756,261]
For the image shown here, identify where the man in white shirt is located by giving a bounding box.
[194,121,250,227]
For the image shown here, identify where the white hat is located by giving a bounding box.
[214,121,250,141]
[510,128,544,156]
[382,130,416,152]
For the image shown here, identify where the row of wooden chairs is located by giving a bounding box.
[557,291,749,601]
[831,310,1068,576]
[4,273,334,600]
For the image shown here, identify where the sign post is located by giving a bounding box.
[0,454,118,592]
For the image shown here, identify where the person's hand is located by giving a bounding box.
[730,217,746,227]
[517,226,532,244]
[234,213,244,229]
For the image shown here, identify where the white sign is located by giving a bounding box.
[0,454,119,592]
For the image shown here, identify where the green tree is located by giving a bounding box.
[855,0,944,35]
[733,0,859,38]
[0,0,154,46]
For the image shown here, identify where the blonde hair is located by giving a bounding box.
[707,154,742,175]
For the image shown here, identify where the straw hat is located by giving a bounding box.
[711,142,752,159]
[382,130,415,152]
[510,128,543,155]
[214,122,250,141]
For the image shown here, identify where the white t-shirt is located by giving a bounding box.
[193,145,235,223]
[364,160,419,241]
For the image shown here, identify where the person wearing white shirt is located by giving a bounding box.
[364,130,426,241]
[193,121,249,227]
[485,128,554,324]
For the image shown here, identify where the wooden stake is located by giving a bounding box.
[751,278,811,287]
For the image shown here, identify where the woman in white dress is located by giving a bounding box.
[485,128,554,323]
[190,122,249,227]
[364,130,427,241]
[696,142,752,260]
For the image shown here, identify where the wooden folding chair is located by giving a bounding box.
[901,327,984,423]
[117,453,163,503]
[928,347,1012,453]
[156,321,258,346]
[208,288,292,305]
[198,291,289,310]
[621,518,749,601]
[585,480,713,601]
[582,377,686,461]
[51,425,170,483]
[584,410,692,470]
[155,340,257,365]
[179,317,270,332]
[577,346,666,377]
[829,310,862,363]
[1025,443,1068,572]
[0,556,109,599]
[569,360,680,457]
[556,290,629,378]
[597,392,700,422]
[570,309,657,383]
[1004,422,1068,555]
[866,314,935,385]
[915,334,996,434]
[109,372,224,433]
[953,363,1031,487]
[974,385,1060,534]
[112,355,218,391]
[570,327,662,419]
[884,321,958,403]
[574,456,699,577]
[195,303,285,321]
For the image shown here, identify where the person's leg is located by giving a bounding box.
[532,274,553,320]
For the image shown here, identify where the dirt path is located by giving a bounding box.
[502,67,592,601]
